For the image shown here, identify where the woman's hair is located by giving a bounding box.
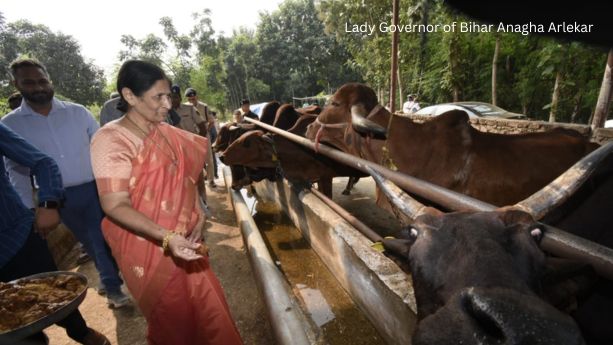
[116,60,169,112]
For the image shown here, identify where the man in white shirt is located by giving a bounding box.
[402,94,421,114]
[2,58,130,309]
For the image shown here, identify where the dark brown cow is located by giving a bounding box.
[388,208,585,345]
[260,101,281,125]
[373,142,613,344]
[272,104,321,130]
[367,167,587,344]
[306,83,598,207]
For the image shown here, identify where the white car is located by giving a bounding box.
[605,119,613,128]
[414,102,528,120]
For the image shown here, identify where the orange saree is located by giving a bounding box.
[91,122,242,345]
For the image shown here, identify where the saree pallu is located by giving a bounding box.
[91,123,242,345]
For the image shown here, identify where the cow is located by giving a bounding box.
[260,101,281,125]
[305,83,598,207]
[371,142,613,344]
[219,127,366,197]
[366,166,587,344]
[216,104,361,195]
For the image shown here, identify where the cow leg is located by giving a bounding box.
[318,177,333,198]
[342,176,360,195]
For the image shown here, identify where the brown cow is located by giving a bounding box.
[219,117,365,197]
[306,83,598,207]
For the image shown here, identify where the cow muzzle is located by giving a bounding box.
[413,287,585,345]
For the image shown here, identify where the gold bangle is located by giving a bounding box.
[162,232,175,253]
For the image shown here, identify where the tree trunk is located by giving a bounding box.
[453,88,460,102]
[548,71,562,123]
[570,94,582,123]
[417,0,429,97]
[591,48,613,129]
[388,0,399,112]
[492,36,500,106]
[397,66,404,108]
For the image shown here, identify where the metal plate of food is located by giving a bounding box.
[0,271,88,344]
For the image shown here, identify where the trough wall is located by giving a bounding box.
[252,179,417,345]
[403,114,613,145]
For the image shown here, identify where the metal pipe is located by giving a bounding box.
[309,187,383,243]
[244,117,492,212]
[223,167,317,345]
[244,117,613,281]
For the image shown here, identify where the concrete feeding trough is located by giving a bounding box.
[250,177,417,345]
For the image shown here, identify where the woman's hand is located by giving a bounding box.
[187,211,205,243]
[167,234,204,261]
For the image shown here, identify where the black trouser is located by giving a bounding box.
[0,227,89,343]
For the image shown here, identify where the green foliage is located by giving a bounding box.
[319,0,609,123]
[0,19,106,107]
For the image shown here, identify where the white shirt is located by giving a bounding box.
[403,100,420,114]
[2,98,99,207]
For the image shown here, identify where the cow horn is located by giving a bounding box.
[514,142,613,220]
[351,105,387,140]
[366,165,431,220]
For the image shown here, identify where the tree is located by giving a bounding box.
[0,18,106,106]
[255,0,360,101]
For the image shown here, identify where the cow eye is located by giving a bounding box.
[409,227,419,238]
[530,227,543,243]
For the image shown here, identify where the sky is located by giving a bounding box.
[2,0,285,76]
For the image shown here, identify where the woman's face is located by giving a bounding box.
[129,79,171,123]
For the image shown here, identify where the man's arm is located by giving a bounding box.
[192,107,209,137]
[0,123,63,235]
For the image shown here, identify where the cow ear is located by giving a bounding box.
[499,208,535,227]
[499,208,544,243]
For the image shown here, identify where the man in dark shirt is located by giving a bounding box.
[0,123,109,345]
[233,98,259,123]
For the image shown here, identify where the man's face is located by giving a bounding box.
[13,66,54,105]
[187,94,197,105]
[241,103,250,112]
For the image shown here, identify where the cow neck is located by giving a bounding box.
[313,117,348,152]
[268,134,285,179]
[365,104,396,169]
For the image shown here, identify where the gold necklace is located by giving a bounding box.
[125,115,178,166]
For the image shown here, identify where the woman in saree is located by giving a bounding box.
[90,60,243,345]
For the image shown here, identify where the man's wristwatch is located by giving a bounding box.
[38,200,63,209]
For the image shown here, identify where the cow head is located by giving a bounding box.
[260,101,281,125]
[273,104,301,130]
[213,122,257,153]
[390,209,584,344]
[367,167,585,344]
[306,83,389,155]
[219,130,277,169]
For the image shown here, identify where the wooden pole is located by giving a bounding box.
[389,0,399,112]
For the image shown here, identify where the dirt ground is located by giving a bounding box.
[44,175,275,345]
